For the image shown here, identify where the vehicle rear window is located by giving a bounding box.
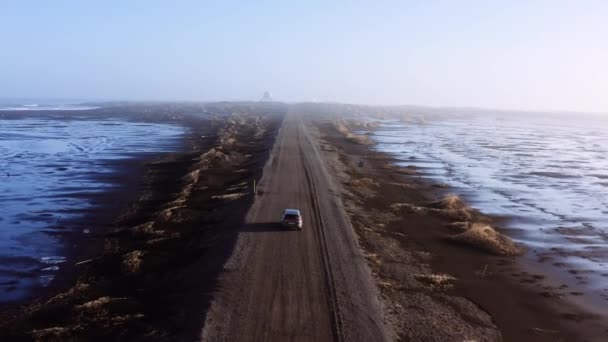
[284,214,300,220]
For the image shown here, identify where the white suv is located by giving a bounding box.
[281,209,302,230]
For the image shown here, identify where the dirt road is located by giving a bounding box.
[200,111,387,342]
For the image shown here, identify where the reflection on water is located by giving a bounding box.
[0,118,184,302]
[371,113,608,310]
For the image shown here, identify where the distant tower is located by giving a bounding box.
[260,91,273,102]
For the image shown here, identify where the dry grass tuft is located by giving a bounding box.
[77,296,115,310]
[132,222,166,238]
[446,221,471,233]
[388,182,414,189]
[364,252,383,265]
[390,202,428,215]
[333,119,374,145]
[415,273,456,289]
[391,201,471,221]
[211,192,247,201]
[449,223,524,256]
[344,119,379,131]
[121,250,145,274]
[345,133,373,145]
[199,148,231,168]
[429,194,479,221]
[334,120,351,135]
[346,177,379,188]
[359,121,379,130]
[31,327,76,340]
[433,194,469,211]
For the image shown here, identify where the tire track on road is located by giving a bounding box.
[298,122,345,342]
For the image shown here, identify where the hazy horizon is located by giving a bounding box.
[1,1,607,113]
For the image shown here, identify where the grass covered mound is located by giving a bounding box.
[392,194,524,257]
[448,223,524,256]
[333,119,374,145]
[428,193,480,222]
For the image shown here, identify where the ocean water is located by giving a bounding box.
[371,113,608,310]
[0,117,184,302]
[0,99,97,111]
[0,104,98,111]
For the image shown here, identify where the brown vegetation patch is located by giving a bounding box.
[415,273,457,290]
[121,250,145,274]
[344,177,379,188]
[446,221,471,233]
[448,223,524,256]
[333,119,374,145]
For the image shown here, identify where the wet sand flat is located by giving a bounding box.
[304,106,608,341]
[0,103,287,341]
[0,115,185,303]
[368,113,608,319]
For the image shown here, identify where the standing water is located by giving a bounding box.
[0,116,184,302]
[371,113,608,315]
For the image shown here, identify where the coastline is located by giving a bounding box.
[368,113,608,321]
[0,104,286,340]
[0,111,195,308]
[310,116,607,341]
[1,103,605,340]
[1,157,157,306]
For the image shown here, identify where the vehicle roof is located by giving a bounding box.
[283,209,301,215]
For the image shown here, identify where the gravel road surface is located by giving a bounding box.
[201,111,386,342]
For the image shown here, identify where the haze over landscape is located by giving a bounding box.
[1,0,607,113]
[2,2,608,341]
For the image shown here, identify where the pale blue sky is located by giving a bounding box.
[1,1,606,112]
